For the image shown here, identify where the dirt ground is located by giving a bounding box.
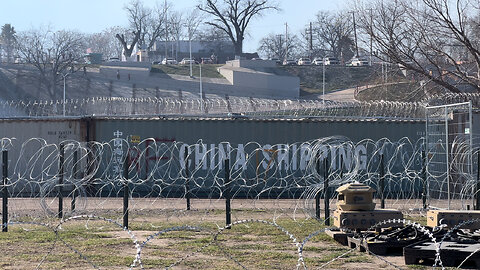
[0,197,454,269]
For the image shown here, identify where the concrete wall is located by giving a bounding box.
[219,60,300,98]
[99,63,151,78]
[101,62,152,68]
[225,59,276,68]
[231,71,300,98]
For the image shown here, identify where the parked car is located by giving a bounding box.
[269,58,282,65]
[180,58,196,65]
[282,59,297,66]
[107,57,120,62]
[297,58,312,65]
[324,57,340,65]
[152,60,162,65]
[312,58,324,65]
[201,57,213,64]
[162,58,177,65]
[350,57,369,67]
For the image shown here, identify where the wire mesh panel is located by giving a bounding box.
[426,102,473,209]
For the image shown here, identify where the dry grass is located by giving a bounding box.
[0,198,427,269]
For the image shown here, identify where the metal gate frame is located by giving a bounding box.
[425,101,473,209]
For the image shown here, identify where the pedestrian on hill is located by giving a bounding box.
[116,70,120,80]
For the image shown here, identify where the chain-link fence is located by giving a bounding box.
[426,102,474,209]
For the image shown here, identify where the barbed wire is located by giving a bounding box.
[0,135,478,268]
[0,97,429,119]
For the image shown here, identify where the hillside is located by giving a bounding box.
[0,62,431,103]
[151,64,225,78]
[281,65,408,97]
[355,81,445,102]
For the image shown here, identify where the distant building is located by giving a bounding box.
[84,53,103,64]
[149,40,235,63]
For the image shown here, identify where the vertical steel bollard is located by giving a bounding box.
[422,151,427,210]
[225,159,231,228]
[315,155,321,219]
[324,157,330,226]
[339,155,343,179]
[380,154,385,209]
[58,143,64,219]
[71,150,78,211]
[123,155,129,229]
[2,151,8,232]
[476,151,480,210]
[185,149,191,210]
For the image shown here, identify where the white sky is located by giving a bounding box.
[0,0,347,52]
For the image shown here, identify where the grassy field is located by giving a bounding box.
[0,198,430,269]
[151,64,225,79]
[282,66,378,94]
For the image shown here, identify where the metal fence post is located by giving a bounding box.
[380,154,385,209]
[324,157,330,226]
[71,150,78,211]
[476,151,480,210]
[123,154,129,229]
[339,155,343,179]
[315,155,321,219]
[2,151,8,232]
[58,143,64,219]
[224,159,231,228]
[422,150,427,210]
[185,149,191,210]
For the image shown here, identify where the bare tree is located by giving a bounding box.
[257,33,300,59]
[356,0,480,93]
[311,11,355,61]
[168,11,183,59]
[87,26,124,59]
[184,9,204,41]
[116,0,168,59]
[197,0,279,56]
[17,28,85,99]
[143,1,168,50]
[0,24,17,63]
[197,26,233,57]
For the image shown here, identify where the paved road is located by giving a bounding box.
[302,87,359,102]
[304,83,403,103]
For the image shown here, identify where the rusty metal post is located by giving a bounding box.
[225,159,231,228]
[380,154,385,209]
[123,155,129,229]
[324,157,330,226]
[58,143,64,219]
[185,149,191,210]
[2,151,8,232]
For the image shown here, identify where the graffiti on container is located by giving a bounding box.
[113,130,124,175]
[178,143,368,172]
[127,137,176,175]
[130,135,141,144]
[47,130,73,139]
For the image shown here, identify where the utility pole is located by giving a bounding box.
[164,0,168,59]
[368,9,373,66]
[309,22,313,58]
[322,56,325,106]
[285,22,288,60]
[351,11,359,57]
